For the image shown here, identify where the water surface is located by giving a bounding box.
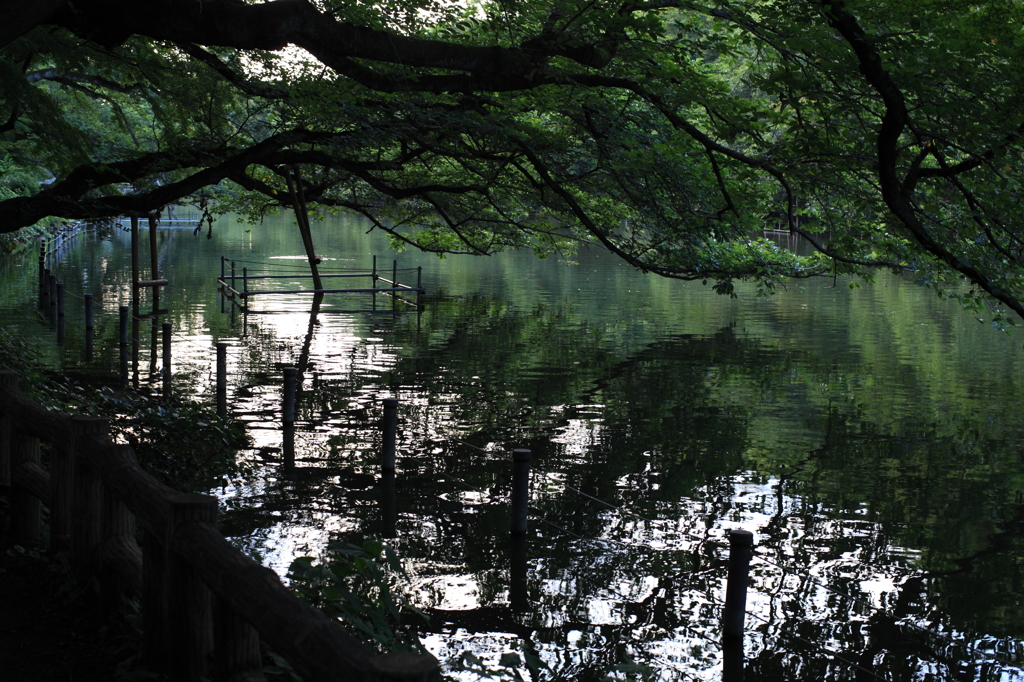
[2,213,1024,681]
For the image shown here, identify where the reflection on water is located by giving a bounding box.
[2,214,1024,680]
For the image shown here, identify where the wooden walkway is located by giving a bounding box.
[0,370,439,682]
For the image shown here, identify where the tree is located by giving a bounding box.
[1,0,1023,323]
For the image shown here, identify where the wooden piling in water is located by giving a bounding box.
[48,274,57,325]
[119,306,129,382]
[149,214,160,311]
[282,367,297,471]
[37,242,45,304]
[40,268,49,312]
[511,448,531,535]
[723,529,754,640]
[216,342,227,418]
[56,281,66,345]
[162,322,172,395]
[381,398,398,471]
[85,294,94,361]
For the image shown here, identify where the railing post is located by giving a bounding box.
[50,414,78,553]
[162,322,172,396]
[510,449,531,535]
[100,483,137,617]
[167,494,218,681]
[417,266,422,309]
[216,342,228,418]
[381,398,398,471]
[723,529,754,640]
[392,260,398,312]
[282,367,297,471]
[71,417,110,584]
[0,370,18,487]
[11,426,42,546]
[243,267,248,311]
[213,596,264,682]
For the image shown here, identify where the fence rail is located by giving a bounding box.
[0,370,439,682]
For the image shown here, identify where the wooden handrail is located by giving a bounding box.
[0,370,439,682]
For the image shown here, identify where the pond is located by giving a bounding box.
[2,213,1024,681]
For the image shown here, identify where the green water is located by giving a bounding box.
[2,213,1024,681]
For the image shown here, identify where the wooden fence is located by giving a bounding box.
[0,370,440,682]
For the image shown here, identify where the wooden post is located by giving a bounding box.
[85,294,94,361]
[417,266,422,309]
[167,494,218,681]
[381,398,397,471]
[510,532,528,615]
[381,468,397,538]
[48,274,57,325]
[213,595,265,682]
[100,486,137,617]
[131,215,140,295]
[40,268,50,312]
[38,242,45,307]
[243,267,248,311]
[723,633,745,682]
[11,428,42,546]
[221,256,226,283]
[162,322,172,396]
[372,255,377,311]
[71,417,110,584]
[119,305,129,382]
[56,281,66,345]
[0,370,18,487]
[231,260,236,293]
[143,525,169,670]
[282,367,297,471]
[392,260,398,312]
[216,342,228,418]
[723,529,754,640]
[131,217,141,389]
[50,413,84,554]
[510,449,531,535]
[368,653,441,682]
[149,214,160,312]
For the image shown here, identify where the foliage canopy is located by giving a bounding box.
[2,0,1024,320]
